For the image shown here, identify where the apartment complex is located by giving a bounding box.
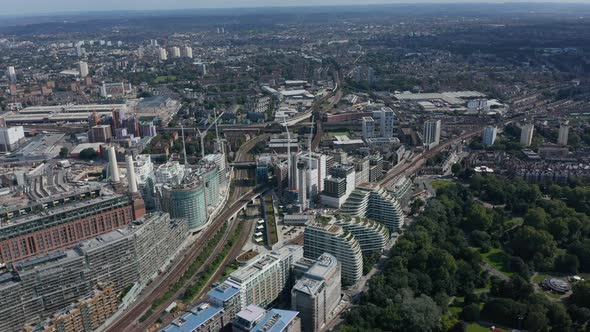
[303,222,363,285]
[25,283,119,332]
[339,183,405,232]
[520,123,535,147]
[423,119,441,148]
[335,217,389,254]
[0,212,187,331]
[292,253,341,332]
[226,245,304,309]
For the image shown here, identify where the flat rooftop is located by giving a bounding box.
[251,309,299,332]
[161,303,223,332]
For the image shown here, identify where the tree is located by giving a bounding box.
[509,226,557,261]
[59,147,69,158]
[554,253,579,274]
[571,280,590,308]
[461,303,480,321]
[79,148,98,160]
[399,295,441,332]
[524,305,549,332]
[451,163,461,176]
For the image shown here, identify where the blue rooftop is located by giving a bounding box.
[160,303,223,332]
[251,309,299,332]
[207,282,240,303]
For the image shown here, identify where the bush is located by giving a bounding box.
[461,303,481,321]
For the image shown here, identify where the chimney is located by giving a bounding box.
[108,147,120,182]
[126,155,138,194]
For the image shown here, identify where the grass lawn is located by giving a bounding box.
[533,272,567,283]
[154,75,177,83]
[431,180,453,190]
[477,247,513,276]
[449,306,462,315]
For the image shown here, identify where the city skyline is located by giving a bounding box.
[2,0,590,16]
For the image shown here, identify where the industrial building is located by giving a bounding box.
[2,104,127,125]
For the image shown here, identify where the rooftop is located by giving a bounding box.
[207,281,241,303]
[251,309,299,332]
[160,303,223,332]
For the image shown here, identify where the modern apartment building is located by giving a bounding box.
[423,119,441,148]
[292,253,341,332]
[380,107,396,138]
[361,116,375,140]
[335,217,389,254]
[303,222,363,285]
[339,183,405,233]
[226,245,304,310]
[25,283,119,332]
[482,126,497,147]
[0,213,187,332]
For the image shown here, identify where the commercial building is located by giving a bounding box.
[423,119,441,148]
[361,117,375,141]
[3,104,127,125]
[304,222,363,285]
[0,189,145,263]
[225,245,304,309]
[558,121,569,146]
[340,183,405,233]
[0,126,25,152]
[520,123,535,147]
[353,158,370,186]
[320,163,356,208]
[0,213,187,332]
[26,283,118,332]
[292,253,341,332]
[91,125,113,143]
[482,126,497,147]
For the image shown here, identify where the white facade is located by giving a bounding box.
[0,126,25,152]
[558,122,569,146]
[423,119,441,148]
[482,126,497,147]
[7,66,16,83]
[520,123,534,147]
[159,48,168,61]
[185,46,193,58]
[380,107,395,138]
[79,61,89,77]
[172,47,181,58]
[362,116,375,141]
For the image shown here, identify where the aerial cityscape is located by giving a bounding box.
[1,2,590,332]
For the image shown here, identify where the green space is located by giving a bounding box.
[431,179,453,190]
[154,75,177,83]
[467,323,506,332]
[477,247,513,277]
[532,272,566,284]
[264,196,278,245]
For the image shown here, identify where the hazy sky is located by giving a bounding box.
[2,0,589,16]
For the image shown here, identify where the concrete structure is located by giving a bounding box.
[79,61,89,77]
[3,104,127,125]
[185,46,193,58]
[558,121,569,146]
[0,126,25,152]
[92,125,113,143]
[7,66,16,83]
[423,119,441,148]
[380,107,395,138]
[340,183,405,233]
[226,245,304,309]
[292,253,341,332]
[172,47,181,58]
[0,212,187,332]
[361,116,375,141]
[233,304,267,332]
[108,146,120,182]
[251,308,300,332]
[207,282,242,323]
[159,48,168,61]
[482,126,497,147]
[520,123,535,147]
[320,163,356,208]
[353,158,370,186]
[304,222,363,285]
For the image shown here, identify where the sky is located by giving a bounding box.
[1,0,589,16]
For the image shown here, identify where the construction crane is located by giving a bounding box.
[196,110,225,159]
